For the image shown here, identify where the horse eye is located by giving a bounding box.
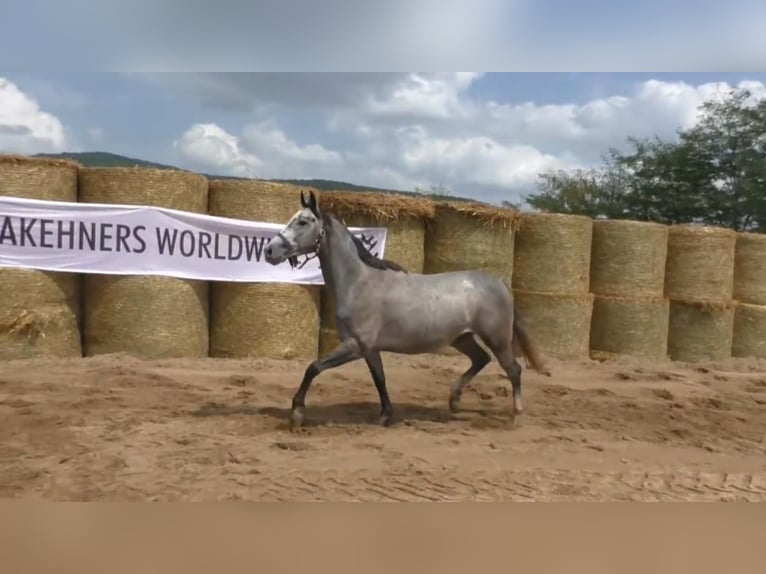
[298,220,307,226]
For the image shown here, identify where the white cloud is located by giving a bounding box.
[478,79,766,164]
[241,122,342,166]
[362,73,481,120]
[174,121,342,180]
[174,123,262,177]
[398,129,577,189]
[172,76,766,206]
[0,77,68,154]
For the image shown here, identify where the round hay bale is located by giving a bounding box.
[78,167,210,358]
[423,200,519,287]
[665,224,736,303]
[208,179,321,359]
[590,219,668,298]
[211,283,319,359]
[317,190,435,357]
[589,295,669,359]
[732,302,766,359]
[513,289,594,360]
[733,232,766,305]
[512,212,593,295]
[0,154,80,201]
[83,275,208,358]
[0,272,81,360]
[78,166,209,212]
[209,179,313,225]
[667,300,734,363]
[0,155,82,360]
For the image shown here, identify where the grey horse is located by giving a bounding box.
[264,190,549,429]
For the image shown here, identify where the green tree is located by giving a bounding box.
[682,88,766,230]
[524,87,766,231]
[526,160,631,220]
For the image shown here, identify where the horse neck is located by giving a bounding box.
[317,214,366,302]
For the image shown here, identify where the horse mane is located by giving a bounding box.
[321,212,408,273]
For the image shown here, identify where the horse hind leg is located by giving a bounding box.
[448,333,491,412]
[493,344,524,415]
[475,328,524,416]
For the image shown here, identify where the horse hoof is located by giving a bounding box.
[379,413,393,427]
[290,407,305,430]
[448,394,461,412]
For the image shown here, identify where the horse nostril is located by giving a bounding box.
[265,246,272,257]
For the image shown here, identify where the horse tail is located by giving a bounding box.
[512,306,551,377]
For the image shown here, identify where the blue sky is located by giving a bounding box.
[3,0,766,205]
[4,72,766,207]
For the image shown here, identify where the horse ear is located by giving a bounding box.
[300,190,308,208]
[308,190,319,215]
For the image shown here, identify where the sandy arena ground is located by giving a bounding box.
[1,351,766,501]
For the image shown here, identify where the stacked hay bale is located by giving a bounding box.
[731,232,766,359]
[665,224,736,362]
[0,155,82,360]
[79,167,210,358]
[209,180,320,360]
[424,200,518,287]
[316,190,435,356]
[512,213,594,360]
[588,220,670,360]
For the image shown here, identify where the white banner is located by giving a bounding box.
[0,196,387,285]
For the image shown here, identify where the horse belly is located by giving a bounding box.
[375,309,470,354]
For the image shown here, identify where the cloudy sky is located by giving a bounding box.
[3,0,766,205]
[3,71,766,206]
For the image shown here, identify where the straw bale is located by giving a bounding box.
[0,271,81,360]
[209,180,322,359]
[733,232,766,305]
[209,179,318,223]
[78,166,209,211]
[211,283,319,359]
[512,289,594,360]
[732,302,766,359]
[424,201,518,288]
[667,300,734,363]
[78,167,211,358]
[0,155,82,360]
[318,190,435,224]
[512,212,593,295]
[589,295,669,359]
[0,154,80,200]
[590,219,668,298]
[83,275,208,358]
[665,224,736,304]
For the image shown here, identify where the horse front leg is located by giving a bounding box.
[364,351,394,426]
[291,337,362,430]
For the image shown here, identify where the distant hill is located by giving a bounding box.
[33,151,480,204]
[34,151,181,171]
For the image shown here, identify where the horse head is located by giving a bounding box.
[264,190,325,267]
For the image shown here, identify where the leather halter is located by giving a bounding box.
[277,221,325,269]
